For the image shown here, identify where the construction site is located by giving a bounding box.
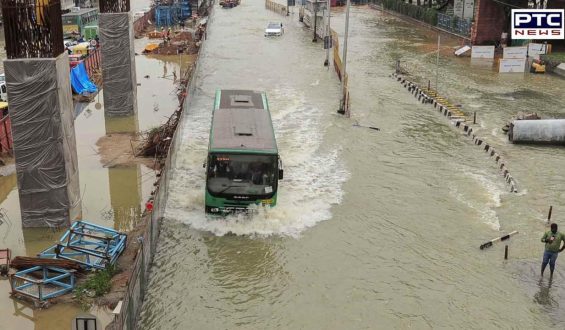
[0,0,211,328]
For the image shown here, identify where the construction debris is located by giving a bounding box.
[137,71,191,158]
[7,221,127,305]
[10,265,75,302]
[39,221,127,270]
[10,256,84,273]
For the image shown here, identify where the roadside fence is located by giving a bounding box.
[265,0,287,15]
[109,8,210,330]
[84,48,101,78]
[133,7,156,37]
[0,115,12,155]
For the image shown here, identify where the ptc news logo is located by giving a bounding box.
[511,9,565,40]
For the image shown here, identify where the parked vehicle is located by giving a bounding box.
[220,0,240,8]
[62,7,98,38]
[264,22,283,37]
[0,74,6,102]
[0,82,7,103]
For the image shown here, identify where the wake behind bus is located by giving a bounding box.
[205,89,283,214]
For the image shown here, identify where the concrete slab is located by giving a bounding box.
[554,63,565,78]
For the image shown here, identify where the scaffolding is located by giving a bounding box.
[1,0,64,59]
[10,266,75,301]
[39,221,127,270]
[156,5,180,27]
[155,0,192,27]
[179,0,192,20]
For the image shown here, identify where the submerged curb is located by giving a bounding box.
[391,72,518,193]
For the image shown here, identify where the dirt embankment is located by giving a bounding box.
[96,133,157,170]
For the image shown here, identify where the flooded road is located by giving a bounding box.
[139,1,565,329]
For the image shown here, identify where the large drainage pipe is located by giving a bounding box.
[509,119,565,144]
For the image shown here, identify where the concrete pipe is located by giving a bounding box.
[509,119,565,144]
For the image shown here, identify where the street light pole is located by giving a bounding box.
[338,0,350,114]
[312,2,318,42]
[324,0,331,66]
[435,34,440,92]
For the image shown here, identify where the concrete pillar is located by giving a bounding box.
[99,12,137,116]
[4,54,81,227]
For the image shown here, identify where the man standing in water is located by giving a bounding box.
[541,223,565,277]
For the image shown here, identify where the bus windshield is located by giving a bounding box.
[207,154,277,197]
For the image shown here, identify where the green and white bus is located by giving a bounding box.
[205,90,283,214]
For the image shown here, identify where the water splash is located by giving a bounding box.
[448,168,506,231]
[165,88,349,237]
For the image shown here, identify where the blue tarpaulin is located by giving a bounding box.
[70,62,98,94]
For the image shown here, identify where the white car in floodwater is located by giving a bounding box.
[264,22,284,37]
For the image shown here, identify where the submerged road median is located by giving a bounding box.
[391,71,519,193]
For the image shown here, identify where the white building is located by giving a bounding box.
[61,0,75,11]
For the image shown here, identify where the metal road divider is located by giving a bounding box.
[391,72,518,193]
[480,231,519,250]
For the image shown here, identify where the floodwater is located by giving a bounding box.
[0,1,194,326]
[140,1,565,329]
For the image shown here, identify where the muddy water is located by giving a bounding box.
[0,4,193,327]
[140,2,565,329]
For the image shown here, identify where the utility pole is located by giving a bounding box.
[312,1,318,42]
[435,34,440,92]
[324,0,331,66]
[338,0,350,114]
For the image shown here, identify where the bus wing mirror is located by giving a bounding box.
[278,158,284,180]
[203,162,206,168]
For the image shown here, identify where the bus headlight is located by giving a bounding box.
[261,199,273,206]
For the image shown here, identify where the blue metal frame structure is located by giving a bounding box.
[155,5,180,27]
[10,266,75,301]
[155,0,192,27]
[39,221,127,270]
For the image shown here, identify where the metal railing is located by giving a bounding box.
[370,0,438,26]
[1,0,64,59]
[84,48,101,78]
[437,12,471,37]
